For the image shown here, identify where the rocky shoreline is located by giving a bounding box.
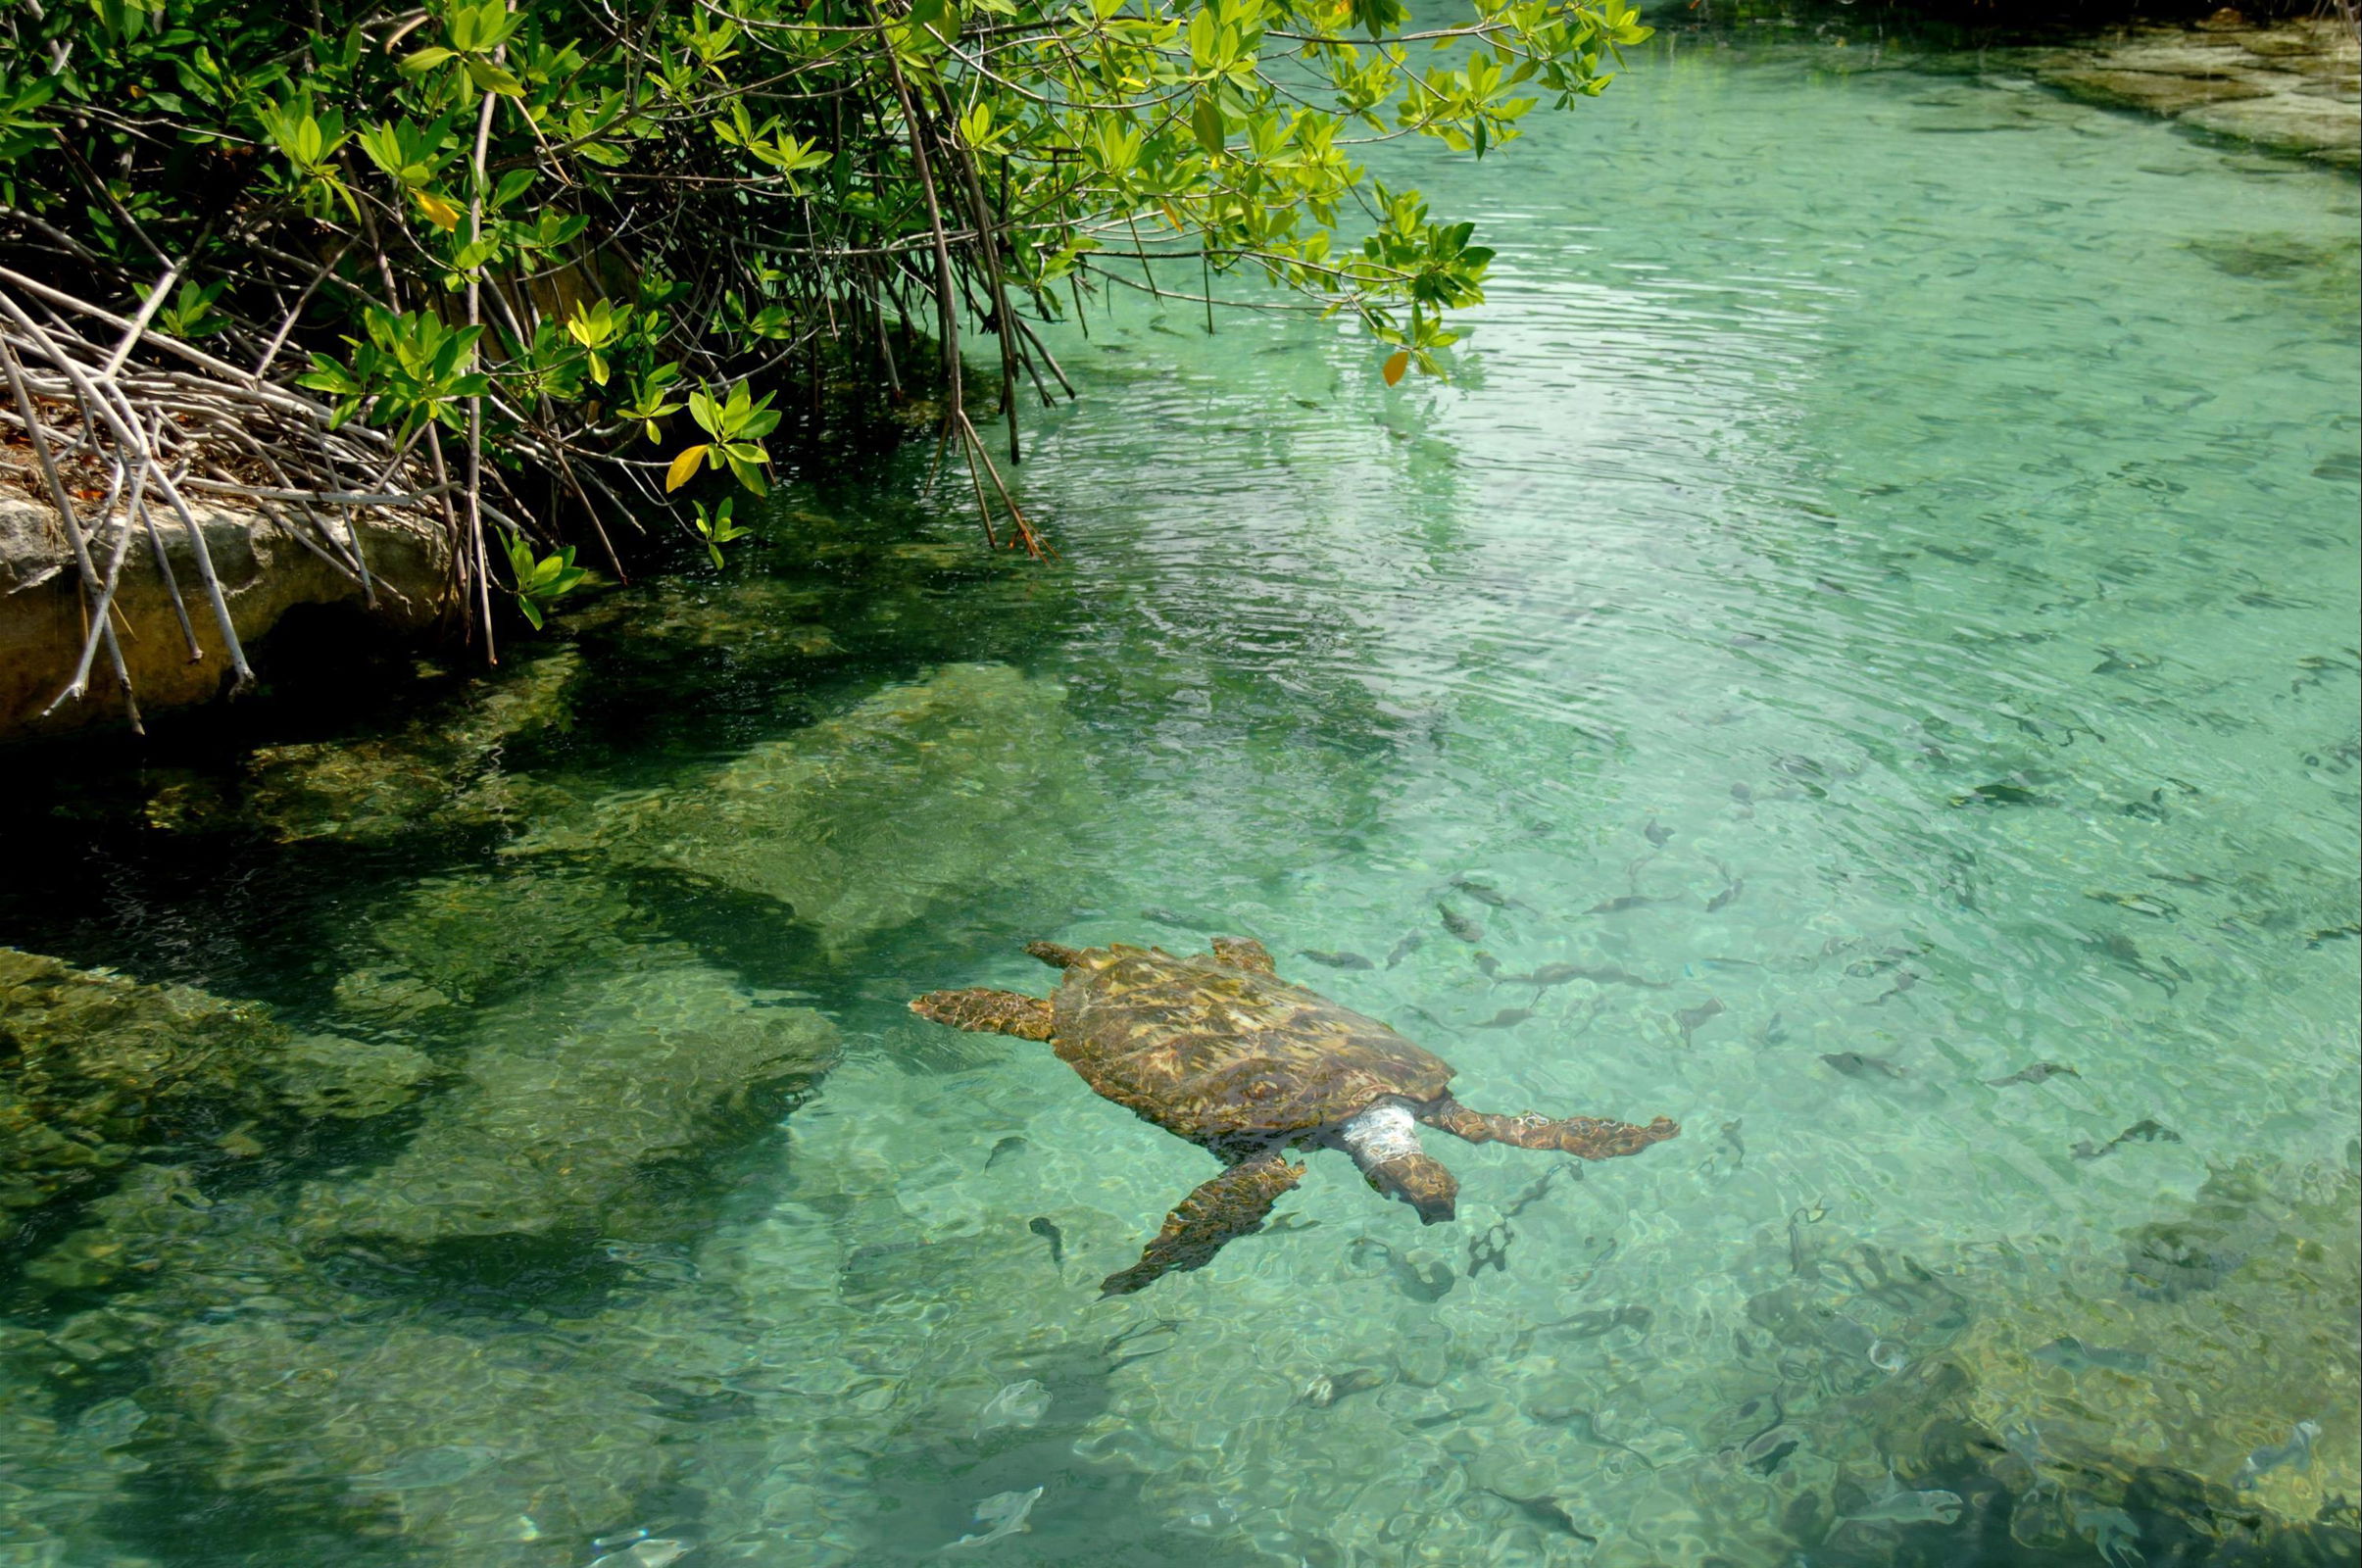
[2030,11,2360,168]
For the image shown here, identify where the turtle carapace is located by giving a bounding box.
[912,938,1679,1297]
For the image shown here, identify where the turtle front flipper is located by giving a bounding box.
[1100,1151,1304,1298]
[910,989,1055,1042]
[1423,1098,1679,1159]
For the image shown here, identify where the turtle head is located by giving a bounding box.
[1364,1152,1457,1224]
[1336,1103,1456,1222]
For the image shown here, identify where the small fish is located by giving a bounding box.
[1730,782,1755,804]
[591,1529,652,1549]
[349,1445,501,1492]
[1475,1007,1534,1029]
[1869,970,1919,1004]
[1788,1201,1828,1279]
[1951,781,2043,808]
[1675,998,1726,1042]
[976,1379,1052,1436]
[944,1486,1044,1551]
[2086,930,2188,994]
[1988,1062,2077,1087]
[2235,1420,2319,1489]
[1537,1304,1651,1340]
[2001,1422,2046,1467]
[1742,1426,1799,1474]
[2087,889,2179,918]
[2073,1118,2182,1159]
[2032,1336,2149,1373]
[1588,894,1672,915]
[1384,931,1425,967]
[1505,961,1669,991]
[589,1543,691,1568]
[1524,1404,1654,1469]
[593,1237,699,1285]
[2072,1502,2144,1568]
[1298,948,1374,970]
[1645,820,1674,847]
[1716,1119,1745,1169]
[1705,879,1745,912]
[2001,1423,2053,1494]
[1450,874,1516,908]
[1408,1404,1489,1429]
[1347,1237,1453,1301]
[1027,1216,1064,1267]
[1843,1487,1964,1526]
[1297,1367,1387,1407]
[1843,946,1922,978]
[1140,906,1217,931]
[1760,1011,1789,1046]
[1472,953,1501,978]
[1821,1052,1904,1080]
[985,1135,1027,1168]
[1102,1317,1180,1366]
[1502,1160,1579,1218]
[1481,1490,1599,1543]
[1438,904,1484,943]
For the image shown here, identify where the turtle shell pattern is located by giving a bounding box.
[1050,945,1453,1145]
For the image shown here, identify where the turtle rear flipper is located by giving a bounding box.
[1424,1098,1678,1159]
[1100,1151,1304,1297]
[910,989,1055,1041]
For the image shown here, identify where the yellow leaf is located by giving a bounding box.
[1382,350,1409,386]
[664,444,710,492]
[416,190,463,231]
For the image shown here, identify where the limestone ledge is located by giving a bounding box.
[0,492,455,740]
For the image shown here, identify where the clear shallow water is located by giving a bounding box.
[3,32,2359,1568]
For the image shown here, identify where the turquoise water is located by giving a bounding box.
[3,27,2359,1568]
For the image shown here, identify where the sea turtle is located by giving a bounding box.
[911,937,1680,1296]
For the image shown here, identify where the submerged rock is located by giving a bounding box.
[224,646,584,843]
[2184,92,2362,167]
[271,1033,439,1122]
[0,947,419,1214]
[295,959,837,1254]
[13,1156,761,1566]
[21,1161,235,1294]
[333,862,642,1022]
[567,571,845,656]
[512,662,1093,957]
[155,1310,691,1567]
[2042,68,2269,116]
